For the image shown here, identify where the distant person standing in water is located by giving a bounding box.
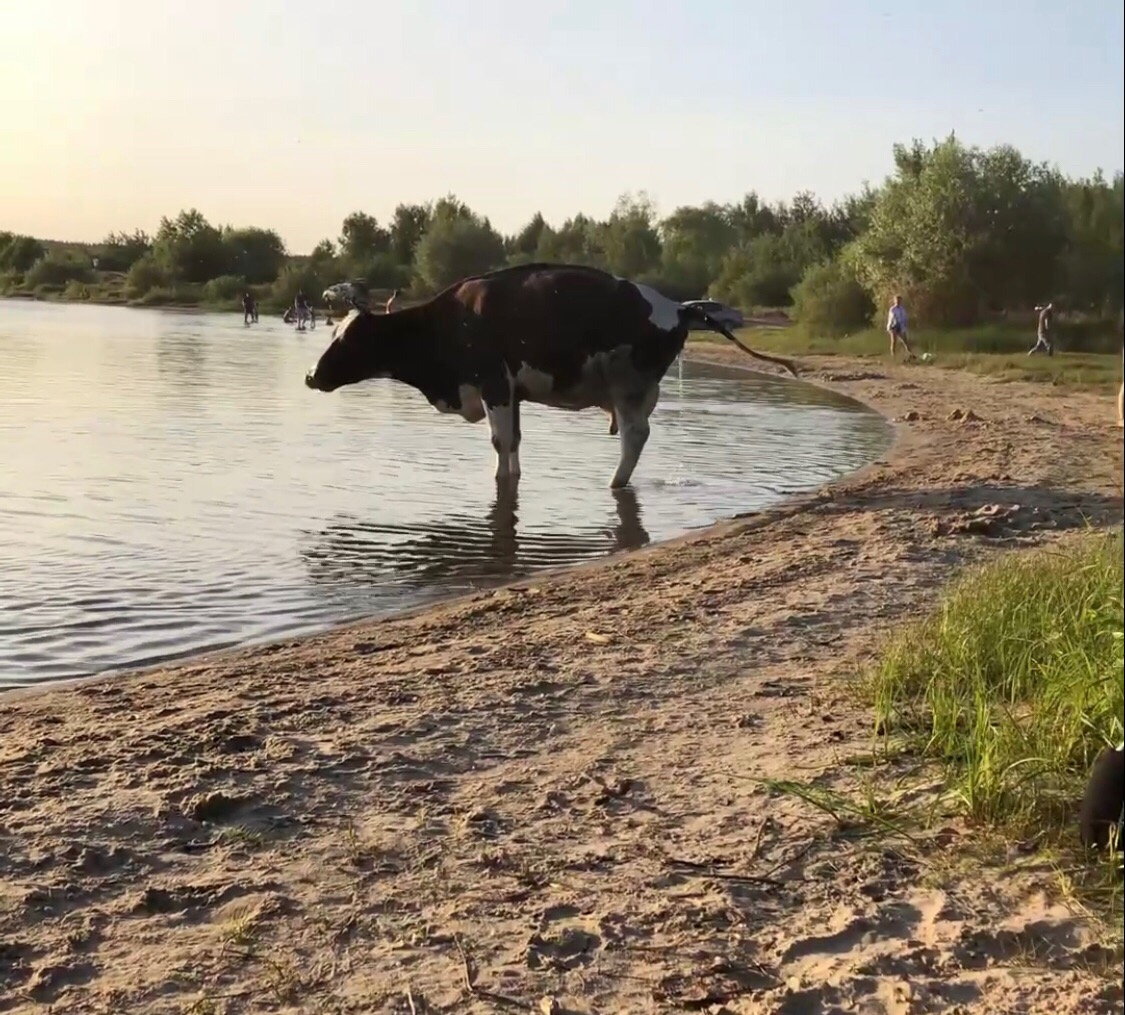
[242,291,256,326]
[294,291,311,331]
[886,295,915,360]
[1028,303,1055,356]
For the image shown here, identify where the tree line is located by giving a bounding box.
[2,135,1121,333]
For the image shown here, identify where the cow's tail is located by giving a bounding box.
[683,306,800,378]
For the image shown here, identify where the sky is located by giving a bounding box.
[2,0,1122,254]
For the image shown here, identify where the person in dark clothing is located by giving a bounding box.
[242,292,256,325]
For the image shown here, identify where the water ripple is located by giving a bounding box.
[0,301,890,689]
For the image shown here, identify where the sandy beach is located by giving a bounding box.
[1,349,1122,1015]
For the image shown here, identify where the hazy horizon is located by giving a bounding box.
[3,0,1122,254]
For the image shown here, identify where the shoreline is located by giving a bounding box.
[1,350,1122,1014]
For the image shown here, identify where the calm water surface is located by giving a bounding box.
[0,301,890,689]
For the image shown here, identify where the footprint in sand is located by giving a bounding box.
[525,904,603,972]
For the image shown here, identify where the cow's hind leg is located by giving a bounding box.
[484,382,521,481]
[609,383,659,489]
[507,396,522,476]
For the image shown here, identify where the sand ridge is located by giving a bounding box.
[1,350,1122,1014]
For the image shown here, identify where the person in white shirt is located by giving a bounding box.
[1117,346,1123,428]
[886,295,915,359]
[1028,303,1054,356]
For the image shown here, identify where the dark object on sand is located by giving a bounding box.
[1078,743,1123,853]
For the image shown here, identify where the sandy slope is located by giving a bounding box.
[1,350,1122,1015]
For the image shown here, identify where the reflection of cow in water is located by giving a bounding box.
[301,485,649,593]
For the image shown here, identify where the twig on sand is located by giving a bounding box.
[749,816,770,860]
[665,857,788,889]
[454,935,531,1010]
[406,986,419,1015]
[761,837,817,878]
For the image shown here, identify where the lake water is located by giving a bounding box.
[0,300,891,690]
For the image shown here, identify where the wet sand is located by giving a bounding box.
[1,349,1122,1015]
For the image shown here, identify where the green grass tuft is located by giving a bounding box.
[870,531,1123,833]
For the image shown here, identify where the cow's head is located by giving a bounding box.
[322,279,372,311]
[304,308,391,392]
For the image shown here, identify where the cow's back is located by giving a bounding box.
[449,264,684,386]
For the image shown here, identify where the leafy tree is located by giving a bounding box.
[153,209,227,283]
[848,135,1070,325]
[509,212,548,262]
[726,192,781,245]
[713,233,803,308]
[413,197,505,292]
[829,187,879,245]
[659,202,737,297]
[309,239,337,265]
[221,227,286,284]
[338,212,391,263]
[0,234,46,273]
[784,190,822,226]
[535,214,605,267]
[1057,171,1124,316]
[599,193,662,278]
[96,229,151,272]
[388,203,432,265]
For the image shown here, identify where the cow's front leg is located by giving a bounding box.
[483,379,521,481]
[609,383,659,489]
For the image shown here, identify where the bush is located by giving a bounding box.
[125,254,170,298]
[202,274,248,306]
[270,263,328,308]
[0,235,46,273]
[340,253,410,291]
[713,231,819,309]
[791,257,874,336]
[133,284,201,306]
[96,230,152,272]
[871,531,1123,829]
[64,280,92,300]
[24,253,94,289]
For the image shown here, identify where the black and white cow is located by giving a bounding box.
[306,262,798,489]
